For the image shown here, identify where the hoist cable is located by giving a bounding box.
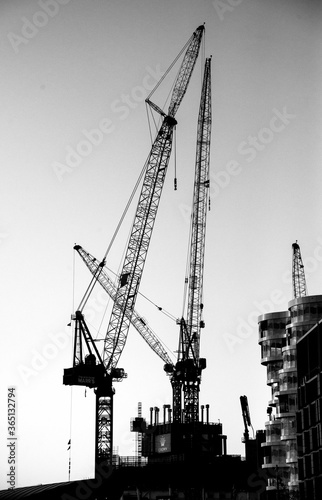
[145,102,154,145]
[146,33,194,103]
[138,289,177,323]
[173,127,177,191]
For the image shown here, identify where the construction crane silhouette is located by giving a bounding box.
[75,56,212,430]
[63,24,205,470]
[134,57,225,467]
[292,241,307,298]
[164,56,212,424]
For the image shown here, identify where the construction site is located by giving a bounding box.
[0,24,266,500]
[1,5,321,500]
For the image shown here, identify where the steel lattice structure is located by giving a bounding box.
[104,25,204,373]
[74,244,174,366]
[67,25,205,468]
[292,241,307,298]
[103,115,177,371]
[171,57,212,424]
[186,56,212,362]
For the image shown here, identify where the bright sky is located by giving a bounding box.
[1,0,322,489]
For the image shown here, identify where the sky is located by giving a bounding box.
[1,0,322,490]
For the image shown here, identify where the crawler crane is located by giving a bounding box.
[63,25,204,469]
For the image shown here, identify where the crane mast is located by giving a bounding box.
[64,25,204,470]
[292,241,307,298]
[170,57,212,424]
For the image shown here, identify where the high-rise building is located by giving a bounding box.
[297,318,322,499]
[258,295,322,498]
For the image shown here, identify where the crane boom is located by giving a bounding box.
[170,57,212,424]
[104,24,204,372]
[168,25,205,118]
[292,241,307,298]
[186,56,212,362]
[104,115,176,370]
[74,244,174,366]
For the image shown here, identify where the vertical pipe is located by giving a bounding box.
[163,405,166,424]
[150,407,153,426]
[154,407,159,425]
[206,404,209,424]
[168,407,172,423]
[201,405,204,423]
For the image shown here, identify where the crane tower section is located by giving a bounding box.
[292,241,307,299]
[186,55,212,362]
[169,57,212,425]
[182,56,212,423]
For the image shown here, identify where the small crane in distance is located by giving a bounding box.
[292,241,307,298]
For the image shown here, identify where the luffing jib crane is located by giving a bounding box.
[63,24,204,469]
[292,241,307,298]
[164,56,212,424]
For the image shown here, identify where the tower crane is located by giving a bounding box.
[165,56,212,424]
[63,25,204,469]
[292,241,307,298]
